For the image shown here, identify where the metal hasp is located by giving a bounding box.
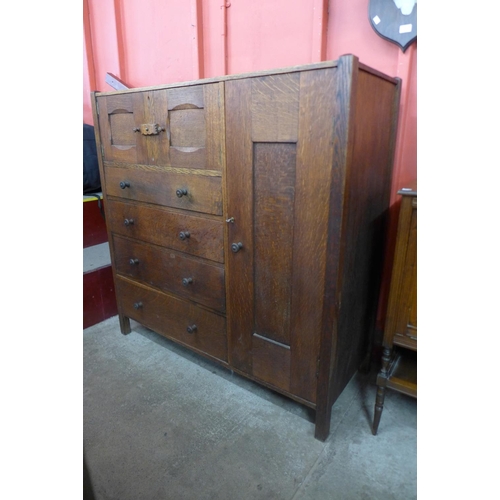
[133,123,165,135]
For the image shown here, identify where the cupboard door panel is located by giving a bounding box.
[166,83,224,170]
[98,91,169,165]
[226,70,335,402]
[253,142,296,346]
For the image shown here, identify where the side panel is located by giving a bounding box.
[333,69,400,403]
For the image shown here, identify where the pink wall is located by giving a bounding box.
[83,0,417,329]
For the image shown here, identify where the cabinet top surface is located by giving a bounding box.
[93,55,399,97]
[398,181,417,197]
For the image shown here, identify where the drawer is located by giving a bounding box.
[106,199,224,263]
[105,165,223,215]
[113,235,226,312]
[115,276,227,362]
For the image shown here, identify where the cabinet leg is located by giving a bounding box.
[372,347,391,435]
[119,314,131,335]
[314,402,332,441]
[372,385,386,435]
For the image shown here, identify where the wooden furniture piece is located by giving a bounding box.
[373,183,417,435]
[91,54,401,440]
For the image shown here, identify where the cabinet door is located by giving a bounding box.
[225,69,338,403]
[97,83,224,170]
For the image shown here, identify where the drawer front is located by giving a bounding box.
[113,235,226,312]
[105,165,223,215]
[106,199,224,263]
[116,277,227,361]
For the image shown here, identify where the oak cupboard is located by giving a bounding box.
[91,55,401,440]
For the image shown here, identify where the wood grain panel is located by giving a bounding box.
[399,207,417,336]
[253,142,296,346]
[334,70,399,400]
[167,85,204,110]
[133,90,170,165]
[110,113,135,146]
[225,78,254,374]
[314,57,354,440]
[252,73,299,142]
[289,68,336,403]
[98,94,138,163]
[251,334,291,393]
[391,196,417,349]
[113,235,226,312]
[204,82,225,171]
[105,165,223,215]
[103,95,134,113]
[106,199,224,263]
[169,147,206,169]
[169,109,206,147]
[251,73,300,142]
[116,276,227,362]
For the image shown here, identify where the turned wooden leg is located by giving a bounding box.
[119,314,131,335]
[372,384,386,435]
[372,347,391,435]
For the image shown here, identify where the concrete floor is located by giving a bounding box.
[84,317,417,500]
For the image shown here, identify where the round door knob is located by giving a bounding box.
[129,258,139,265]
[124,218,135,226]
[231,242,243,253]
[179,231,190,240]
[182,277,193,286]
[176,188,188,198]
[120,181,130,189]
[186,324,197,334]
[133,302,143,310]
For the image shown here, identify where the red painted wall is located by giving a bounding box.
[83,0,417,331]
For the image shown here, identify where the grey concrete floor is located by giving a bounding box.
[84,316,417,500]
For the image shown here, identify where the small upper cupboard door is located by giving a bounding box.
[97,91,168,165]
[96,83,224,171]
[225,68,339,404]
